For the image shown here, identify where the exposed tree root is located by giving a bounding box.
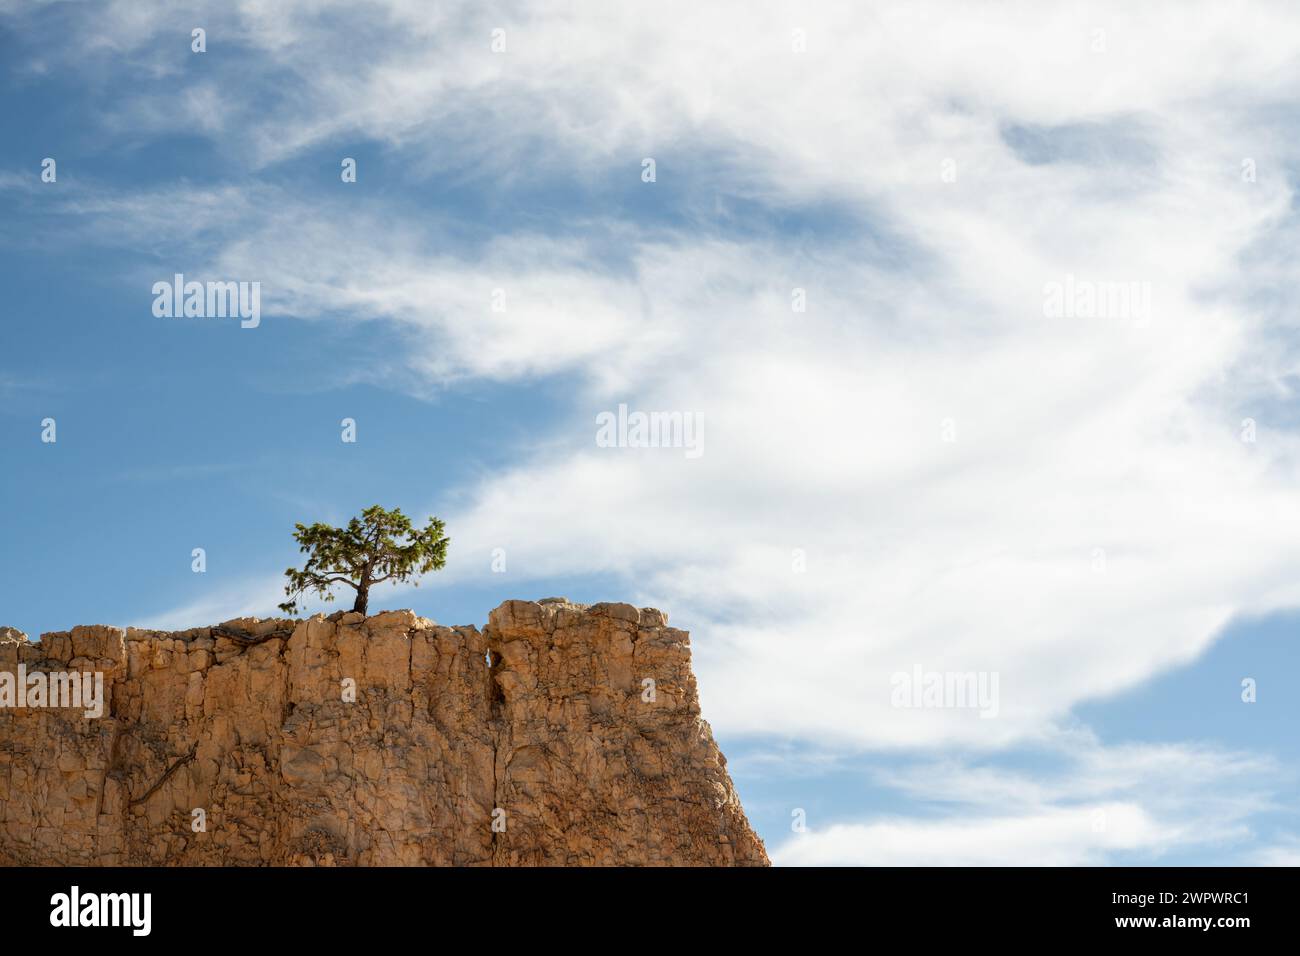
[210,624,295,647]
[128,742,198,807]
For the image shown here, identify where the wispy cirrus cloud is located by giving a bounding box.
[20,1,1300,751]
[10,0,1300,864]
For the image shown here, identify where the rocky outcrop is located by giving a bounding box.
[0,600,767,866]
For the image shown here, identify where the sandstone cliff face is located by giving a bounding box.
[0,599,767,866]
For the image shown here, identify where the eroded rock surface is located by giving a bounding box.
[0,600,767,866]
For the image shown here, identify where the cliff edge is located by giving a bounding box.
[0,599,768,866]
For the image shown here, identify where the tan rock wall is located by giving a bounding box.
[0,600,767,866]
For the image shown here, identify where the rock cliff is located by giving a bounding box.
[0,599,767,866]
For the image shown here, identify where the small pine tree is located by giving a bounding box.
[278,505,449,616]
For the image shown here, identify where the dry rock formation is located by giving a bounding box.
[0,599,767,866]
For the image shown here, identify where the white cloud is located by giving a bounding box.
[1253,840,1300,867]
[31,0,1300,752]
[775,807,1166,866]
[772,740,1276,865]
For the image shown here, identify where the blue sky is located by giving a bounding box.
[3,1,1299,865]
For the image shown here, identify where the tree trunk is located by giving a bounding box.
[352,574,370,616]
